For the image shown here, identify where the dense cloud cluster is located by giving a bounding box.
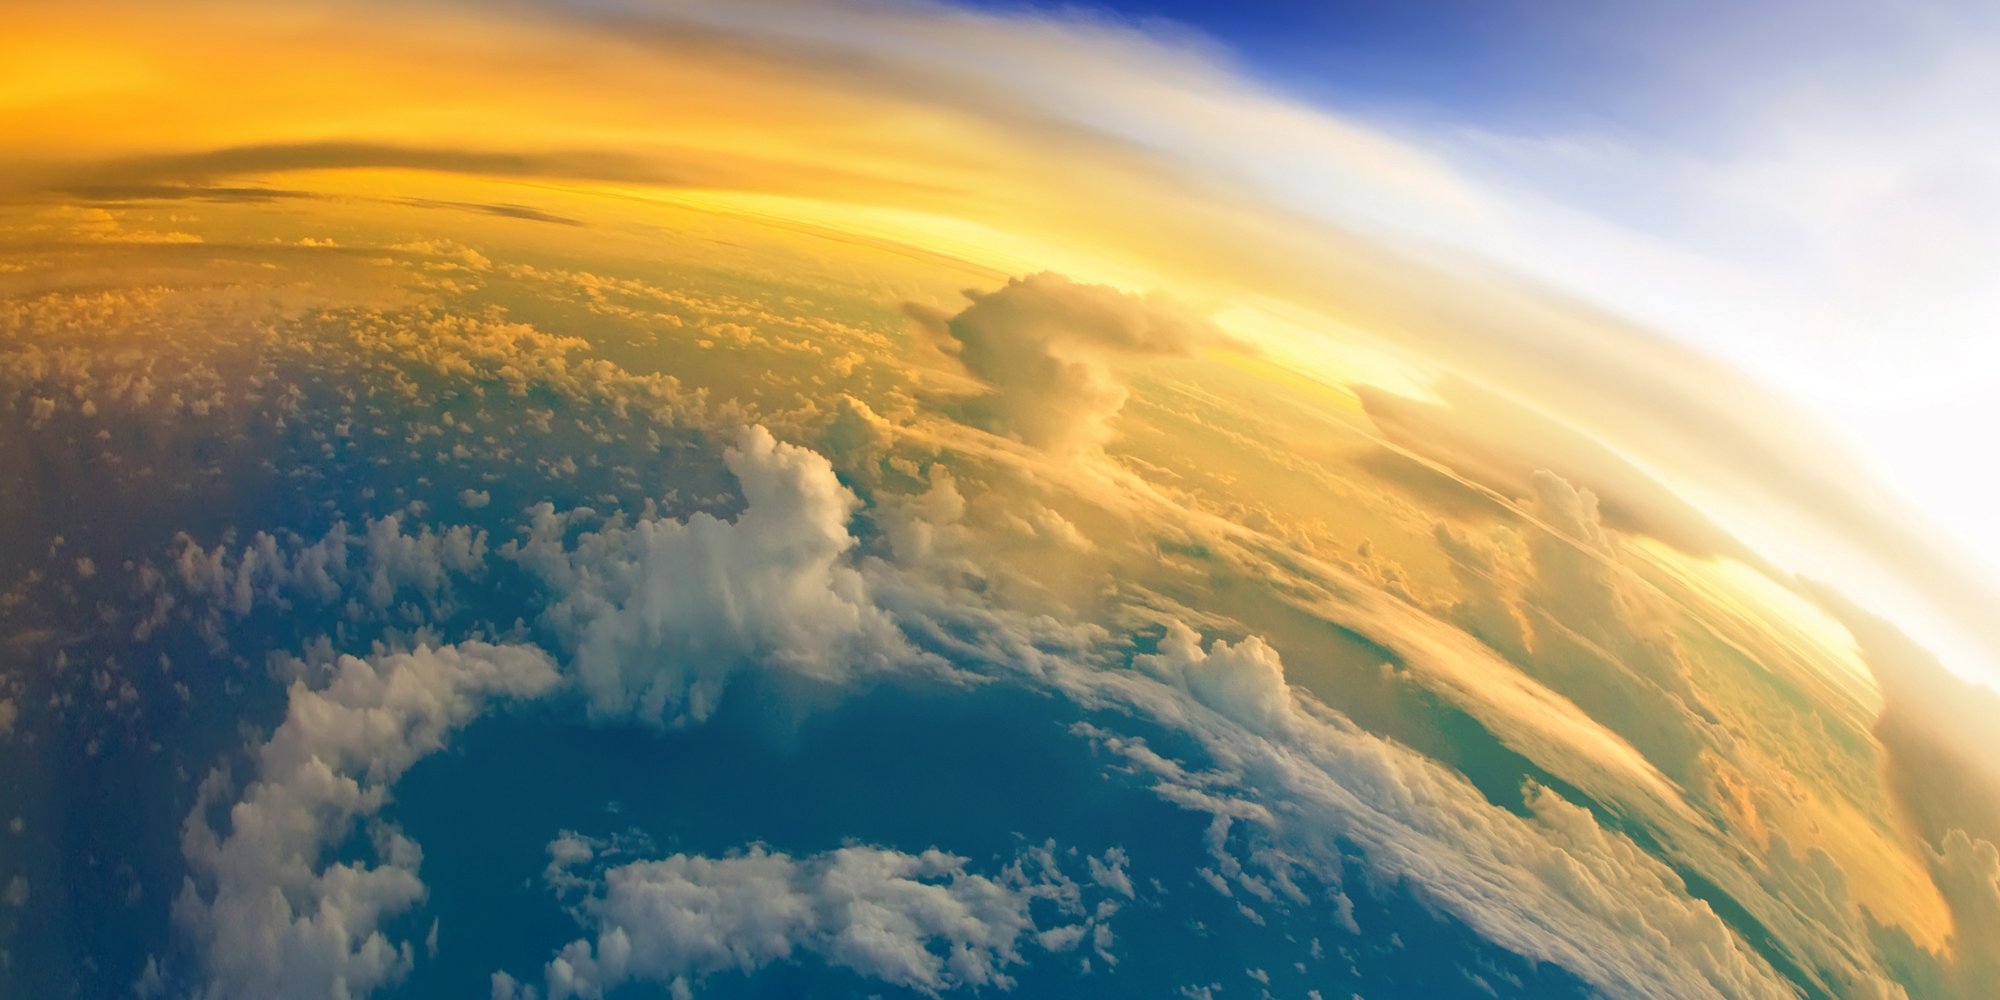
[498,841,1121,999]
[510,426,920,726]
[1135,623,1295,733]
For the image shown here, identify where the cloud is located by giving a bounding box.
[1413,469,1717,786]
[1802,576,2000,990]
[158,429,936,997]
[161,512,488,625]
[173,642,560,1000]
[37,205,203,245]
[1432,522,1531,662]
[1803,581,2000,852]
[396,198,585,226]
[1000,502,1094,552]
[501,841,1114,999]
[1135,623,1295,733]
[1356,380,1752,561]
[511,425,919,726]
[15,138,948,219]
[1930,829,2000,991]
[1052,646,1797,1000]
[874,542,1790,1000]
[57,181,318,204]
[17,0,1999,691]
[908,273,1236,455]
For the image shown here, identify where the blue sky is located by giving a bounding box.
[980,0,1582,120]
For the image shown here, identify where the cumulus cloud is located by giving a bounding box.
[1432,522,1531,662]
[129,415,1796,1000]
[908,273,1235,455]
[1521,470,1702,708]
[1135,623,1295,734]
[1930,829,2000,991]
[1000,502,1094,552]
[44,205,203,245]
[816,393,897,472]
[174,641,560,1000]
[512,425,919,726]
[500,841,1113,1000]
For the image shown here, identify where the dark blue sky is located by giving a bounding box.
[961,0,1650,129]
[957,0,1966,151]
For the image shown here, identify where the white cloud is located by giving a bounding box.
[162,513,488,623]
[1062,667,1796,1000]
[503,841,1117,1000]
[512,425,920,726]
[1086,848,1134,900]
[1134,622,1295,734]
[173,641,561,1000]
[878,554,1795,1000]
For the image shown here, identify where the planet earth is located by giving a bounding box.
[5,3,2000,1000]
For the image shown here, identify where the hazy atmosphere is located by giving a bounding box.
[4,2,1999,998]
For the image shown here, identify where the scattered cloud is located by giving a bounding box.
[1135,623,1294,733]
[501,841,1112,999]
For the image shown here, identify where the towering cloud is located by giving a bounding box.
[513,426,917,726]
[909,273,1233,455]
